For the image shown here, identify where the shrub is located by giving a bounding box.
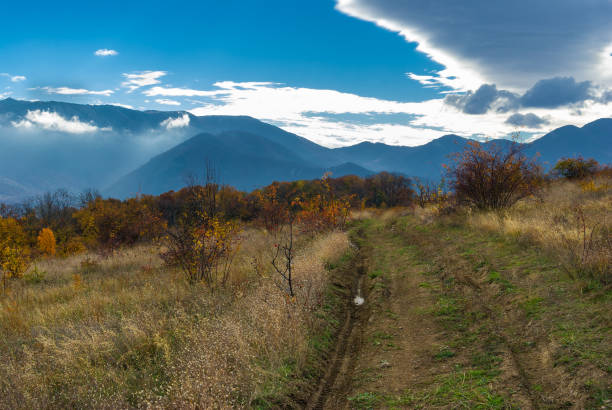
[556,205,611,282]
[553,157,599,180]
[446,140,543,210]
[73,197,166,250]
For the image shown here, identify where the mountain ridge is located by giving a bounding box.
[0,98,610,201]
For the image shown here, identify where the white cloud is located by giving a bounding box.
[122,71,167,92]
[1,73,26,83]
[336,0,612,91]
[155,98,181,106]
[160,114,190,129]
[112,102,134,109]
[144,86,225,97]
[40,86,114,96]
[186,81,612,147]
[94,48,118,57]
[11,110,102,133]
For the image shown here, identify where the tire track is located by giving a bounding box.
[306,235,369,410]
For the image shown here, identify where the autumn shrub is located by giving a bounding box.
[553,157,599,180]
[447,140,543,210]
[59,236,87,257]
[73,197,166,250]
[298,174,352,234]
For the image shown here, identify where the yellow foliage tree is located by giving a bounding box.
[37,228,56,257]
[0,217,30,290]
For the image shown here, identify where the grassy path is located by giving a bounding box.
[326,215,611,409]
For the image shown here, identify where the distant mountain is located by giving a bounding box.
[0,98,338,165]
[526,118,612,167]
[0,98,609,202]
[107,131,371,197]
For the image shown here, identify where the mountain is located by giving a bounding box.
[0,98,337,165]
[107,131,371,197]
[526,118,612,167]
[0,98,610,201]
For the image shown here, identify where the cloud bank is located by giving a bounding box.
[177,80,611,147]
[335,0,612,90]
[40,86,114,97]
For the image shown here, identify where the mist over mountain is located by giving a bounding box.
[0,98,610,202]
[107,131,371,197]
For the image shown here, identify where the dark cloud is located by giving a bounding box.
[444,84,518,114]
[336,0,612,88]
[445,76,599,115]
[520,77,594,108]
[505,113,549,128]
[601,90,612,104]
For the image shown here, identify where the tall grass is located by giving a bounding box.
[0,228,349,408]
[468,176,611,282]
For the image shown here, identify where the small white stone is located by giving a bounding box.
[354,296,365,306]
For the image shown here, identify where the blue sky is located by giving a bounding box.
[2,0,612,146]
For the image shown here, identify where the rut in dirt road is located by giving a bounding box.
[306,233,369,410]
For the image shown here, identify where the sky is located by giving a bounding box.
[1,0,612,147]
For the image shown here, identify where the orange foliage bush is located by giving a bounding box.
[447,140,543,210]
[297,174,351,234]
[553,157,599,180]
[73,197,166,250]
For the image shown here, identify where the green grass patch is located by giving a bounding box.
[520,297,544,318]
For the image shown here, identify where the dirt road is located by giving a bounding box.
[307,216,611,409]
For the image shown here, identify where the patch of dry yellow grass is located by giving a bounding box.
[468,177,611,281]
[0,228,350,408]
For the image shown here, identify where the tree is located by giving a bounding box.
[161,167,241,287]
[270,197,301,297]
[0,217,30,291]
[365,172,414,207]
[446,140,543,210]
[37,228,56,257]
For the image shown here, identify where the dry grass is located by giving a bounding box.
[468,176,611,281]
[0,227,350,408]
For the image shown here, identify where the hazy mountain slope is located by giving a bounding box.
[332,135,471,179]
[190,116,339,166]
[106,131,371,197]
[0,98,182,133]
[526,119,612,166]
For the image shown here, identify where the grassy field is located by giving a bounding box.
[0,177,609,409]
[0,228,351,408]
